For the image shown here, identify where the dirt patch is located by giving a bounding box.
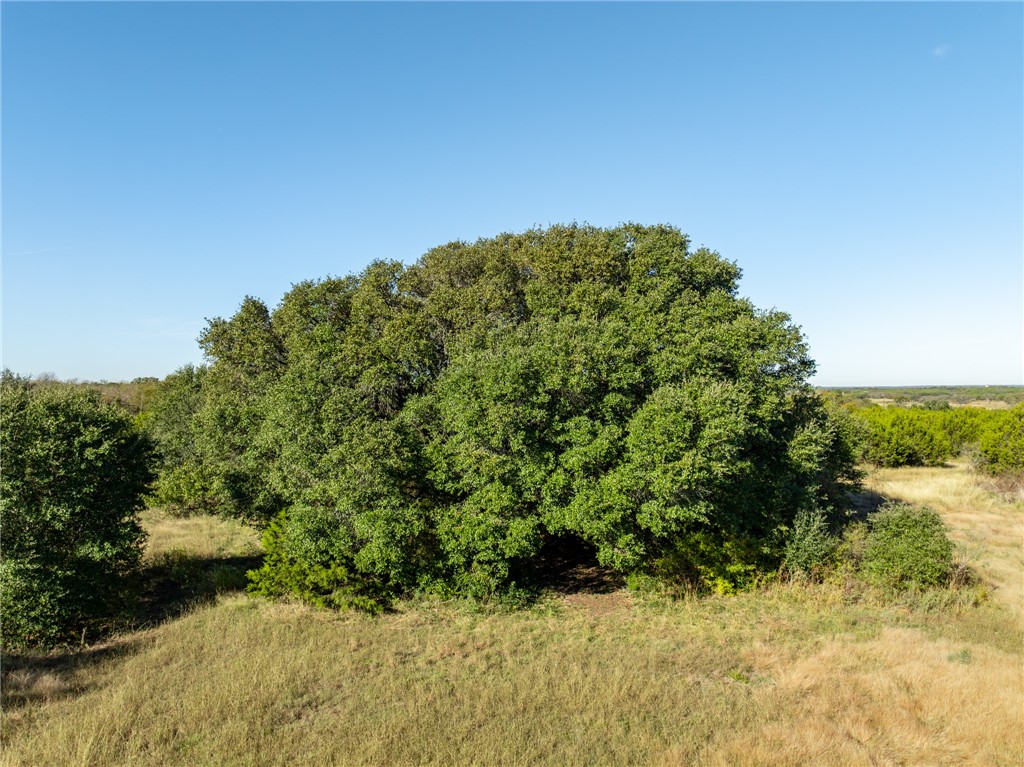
[528,535,624,597]
[560,589,632,616]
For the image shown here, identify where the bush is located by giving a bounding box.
[860,503,953,590]
[977,404,1024,476]
[0,373,155,646]
[782,506,838,578]
[858,408,953,467]
[938,407,991,456]
[247,509,386,614]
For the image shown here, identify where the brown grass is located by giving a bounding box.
[2,465,1021,766]
[703,626,1023,766]
[865,460,1024,617]
[139,508,262,562]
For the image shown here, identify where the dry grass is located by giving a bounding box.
[139,508,262,562]
[2,466,1021,766]
[865,460,1024,616]
[704,625,1023,766]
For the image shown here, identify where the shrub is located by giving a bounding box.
[782,506,838,578]
[859,408,952,467]
[650,530,764,595]
[860,503,953,590]
[0,373,155,646]
[977,404,1024,476]
[938,407,990,456]
[247,509,387,614]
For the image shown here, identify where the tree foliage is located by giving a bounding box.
[860,502,954,590]
[977,404,1024,476]
[0,373,155,646]
[849,402,1015,471]
[146,365,216,513]
[857,407,954,467]
[151,224,861,605]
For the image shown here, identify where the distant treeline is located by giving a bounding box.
[50,379,1023,415]
[822,386,1024,408]
[34,376,162,415]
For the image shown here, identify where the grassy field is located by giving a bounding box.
[2,462,1021,766]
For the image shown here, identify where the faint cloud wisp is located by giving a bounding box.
[5,247,66,258]
[932,43,952,59]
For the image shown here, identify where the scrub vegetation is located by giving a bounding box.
[1,460,1019,766]
[144,224,863,608]
[828,394,1024,499]
[2,224,1019,764]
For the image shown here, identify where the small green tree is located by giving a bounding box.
[1,373,155,646]
[783,506,838,578]
[146,365,215,513]
[938,407,989,455]
[195,296,288,523]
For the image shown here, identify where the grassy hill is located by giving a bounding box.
[2,461,1021,766]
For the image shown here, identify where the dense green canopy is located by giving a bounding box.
[149,224,860,607]
[1,374,155,645]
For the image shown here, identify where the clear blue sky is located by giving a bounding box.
[3,2,1021,386]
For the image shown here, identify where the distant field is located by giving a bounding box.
[821,385,1024,408]
[48,377,1024,415]
[2,462,1021,766]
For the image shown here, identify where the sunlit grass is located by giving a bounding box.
[2,465,1021,766]
[865,460,1024,616]
[139,507,262,562]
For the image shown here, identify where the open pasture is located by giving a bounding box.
[2,461,1021,766]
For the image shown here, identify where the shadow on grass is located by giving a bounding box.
[520,534,624,598]
[845,488,889,521]
[1,551,263,713]
[1,636,140,712]
[134,551,263,626]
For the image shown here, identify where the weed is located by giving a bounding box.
[947,649,973,665]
